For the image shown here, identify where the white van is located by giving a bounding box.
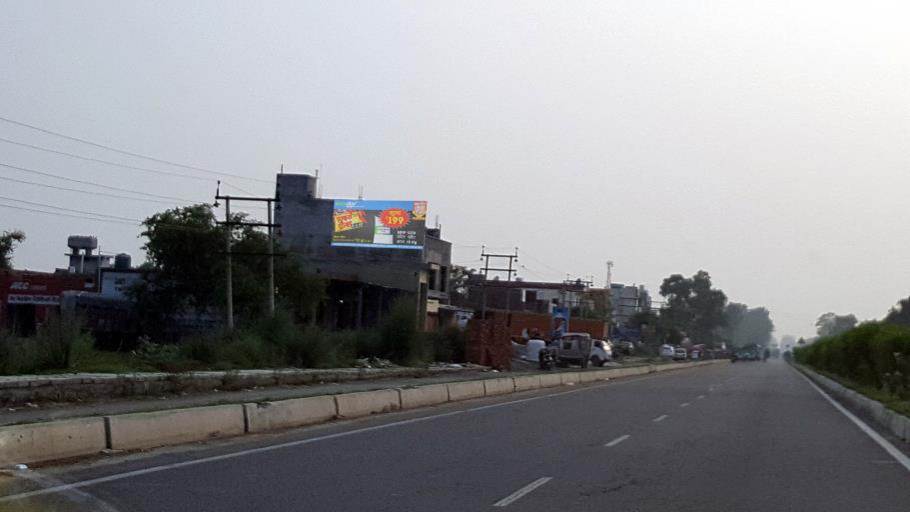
[659,344,675,358]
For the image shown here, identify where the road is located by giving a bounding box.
[2,360,908,511]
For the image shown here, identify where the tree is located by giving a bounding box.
[723,303,774,348]
[131,204,325,339]
[0,229,25,270]
[659,270,728,346]
[815,312,857,338]
[884,297,910,327]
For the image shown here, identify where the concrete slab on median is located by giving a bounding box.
[0,417,106,464]
[335,389,401,418]
[243,395,337,433]
[560,372,581,385]
[513,375,541,392]
[107,404,245,451]
[483,377,515,396]
[399,384,449,409]
[538,373,562,388]
[447,380,485,401]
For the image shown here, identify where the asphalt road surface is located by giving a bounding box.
[2,360,908,511]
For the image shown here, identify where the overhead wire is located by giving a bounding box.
[0,136,218,184]
[0,195,139,222]
[0,114,271,183]
[0,202,138,226]
[0,174,189,205]
[0,161,202,203]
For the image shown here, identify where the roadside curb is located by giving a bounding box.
[792,363,909,443]
[0,359,728,465]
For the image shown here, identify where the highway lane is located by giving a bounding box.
[2,361,908,511]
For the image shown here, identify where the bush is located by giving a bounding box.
[427,326,467,363]
[795,322,910,398]
[379,299,428,365]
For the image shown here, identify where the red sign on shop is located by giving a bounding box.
[379,208,410,229]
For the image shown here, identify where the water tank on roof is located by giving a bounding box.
[114,253,132,270]
[67,235,98,251]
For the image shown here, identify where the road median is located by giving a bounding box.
[0,359,726,466]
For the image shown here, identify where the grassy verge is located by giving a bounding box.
[810,367,910,417]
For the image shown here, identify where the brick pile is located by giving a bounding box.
[465,317,512,371]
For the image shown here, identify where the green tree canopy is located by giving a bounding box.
[723,302,774,348]
[0,229,25,270]
[815,312,857,338]
[132,204,324,339]
[659,270,728,346]
[884,297,910,327]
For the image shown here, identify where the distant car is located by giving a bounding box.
[673,347,688,361]
[660,344,676,358]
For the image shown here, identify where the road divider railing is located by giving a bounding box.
[0,360,726,465]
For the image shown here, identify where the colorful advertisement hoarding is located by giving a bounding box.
[331,199,427,250]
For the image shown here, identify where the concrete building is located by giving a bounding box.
[275,173,452,329]
[610,283,651,326]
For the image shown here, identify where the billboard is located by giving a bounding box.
[332,199,427,250]
[552,307,570,339]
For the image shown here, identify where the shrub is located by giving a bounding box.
[427,326,468,363]
[795,322,910,397]
[379,299,428,364]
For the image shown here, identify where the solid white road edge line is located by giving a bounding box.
[0,371,676,503]
[794,367,910,473]
[493,477,553,507]
[653,414,668,422]
[604,434,630,447]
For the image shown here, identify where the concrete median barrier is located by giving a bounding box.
[243,396,337,433]
[335,389,401,418]
[513,375,541,392]
[483,377,515,396]
[107,404,245,451]
[399,384,450,409]
[447,380,485,401]
[560,372,581,385]
[0,417,106,464]
[539,373,562,388]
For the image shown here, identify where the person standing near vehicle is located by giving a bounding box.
[763,347,770,362]
[526,329,547,366]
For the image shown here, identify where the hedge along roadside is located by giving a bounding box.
[0,360,727,465]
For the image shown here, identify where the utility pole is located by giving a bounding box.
[215,181,281,329]
[480,246,519,313]
[223,194,233,330]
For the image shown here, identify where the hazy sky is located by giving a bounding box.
[2,1,909,338]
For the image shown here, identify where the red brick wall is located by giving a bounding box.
[465,316,512,370]
[484,310,608,341]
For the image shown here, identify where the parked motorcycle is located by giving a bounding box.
[539,348,557,371]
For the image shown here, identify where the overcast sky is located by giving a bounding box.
[2,1,908,338]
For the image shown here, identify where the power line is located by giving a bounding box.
[0,136,223,184]
[0,114,271,183]
[0,202,138,226]
[0,174,187,205]
[0,162,203,203]
[0,195,138,222]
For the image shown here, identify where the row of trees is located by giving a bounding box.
[629,270,774,349]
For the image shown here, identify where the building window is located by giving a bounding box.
[439,266,448,292]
